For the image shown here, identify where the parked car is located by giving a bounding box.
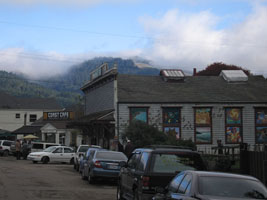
[27,146,75,164]
[0,140,13,156]
[117,145,207,200]
[80,147,107,177]
[73,144,101,172]
[153,170,267,200]
[83,150,127,184]
[30,142,61,153]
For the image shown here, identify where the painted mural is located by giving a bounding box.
[130,108,147,123]
[196,127,211,143]
[196,108,211,125]
[256,110,267,124]
[256,127,267,143]
[164,127,180,139]
[226,127,242,143]
[163,108,179,124]
[226,108,241,124]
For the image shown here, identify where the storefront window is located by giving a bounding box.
[255,108,267,144]
[225,108,242,144]
[194,108,212,144]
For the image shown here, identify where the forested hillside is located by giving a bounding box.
[43,57,160,92]
[0,57,160,107]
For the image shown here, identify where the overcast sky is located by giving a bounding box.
[0,0,267,78]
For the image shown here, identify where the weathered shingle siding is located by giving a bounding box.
[84,81,114,115]
[117,103,267,147]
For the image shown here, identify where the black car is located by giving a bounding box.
[117,145,206,200]
[153,170,267,200]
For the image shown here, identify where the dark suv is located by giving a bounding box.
[117,145,206,200]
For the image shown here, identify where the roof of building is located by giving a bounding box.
[12,125,42,134]
[117,74,267,103]
[0,91,62,109]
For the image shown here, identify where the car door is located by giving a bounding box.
[51,147,63,162]
[121,152,141,195]
[63,147,74,162]
[84,150,96,177]
[168,173,193,200]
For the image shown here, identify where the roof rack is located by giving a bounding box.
[145,145,195,151]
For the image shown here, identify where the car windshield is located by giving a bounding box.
[151,153,205,173]
[43,146,57,152]
[95,152,127,161]
[199,176,267,199]
[78,146,89,152]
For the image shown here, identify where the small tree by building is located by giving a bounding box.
[124,121,196,149]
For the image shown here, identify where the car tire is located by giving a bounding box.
[70,158,74,165]
[3,150,9,157]
[81,170,87,180]
[88,171,95,184]
[42,156,49,164]
[133,189,139,200]
[117,182,125,200]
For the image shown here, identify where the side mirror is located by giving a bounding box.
[119,161,127,168]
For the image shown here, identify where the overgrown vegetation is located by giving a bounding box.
[124,121,196,149]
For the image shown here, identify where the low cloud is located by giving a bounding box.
[139,5,267,76]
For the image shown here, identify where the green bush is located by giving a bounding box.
[124,121,196,149]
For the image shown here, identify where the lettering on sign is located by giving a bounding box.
[44,112,72,120]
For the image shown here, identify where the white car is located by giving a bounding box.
[27,146,75,164]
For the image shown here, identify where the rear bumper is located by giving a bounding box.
[92,168,120,179]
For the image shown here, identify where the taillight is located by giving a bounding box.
[142,176,150,187]
[94,161,102,168]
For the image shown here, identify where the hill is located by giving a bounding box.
[0,57,161,107]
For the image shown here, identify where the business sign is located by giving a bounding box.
[43,111,74,120]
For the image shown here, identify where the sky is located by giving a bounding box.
[0,0,267,78]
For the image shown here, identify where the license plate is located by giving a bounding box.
[108,164,118,169]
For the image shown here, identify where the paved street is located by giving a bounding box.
[0,156,116,200]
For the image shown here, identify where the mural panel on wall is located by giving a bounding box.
[130,108,147,123]
[256,110,267,124]
[164,127,180,139]
[256,127,267,143]
[196,108,211,125]
[196,127,211,143]
[226,108,241,124]
[226,127,241,143]
[163,108,179,124]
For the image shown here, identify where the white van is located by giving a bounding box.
[30,142,61,153]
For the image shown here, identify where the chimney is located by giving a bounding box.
[193,68,197,76]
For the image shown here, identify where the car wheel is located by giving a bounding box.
[42,156,49,164]
[117,182,125,200]
[70,158,74,165]
[81,170,87,180]
[88,171,95,184]
[133,189,139,200]
[3,150,9,157]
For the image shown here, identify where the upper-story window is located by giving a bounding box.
[225,108,242,144]
[162,107,181,139]
[129,107,148,123]
[255,108,267,144]
[194,108,212,144]
[15,113,20,119]
[29,114,37,122]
